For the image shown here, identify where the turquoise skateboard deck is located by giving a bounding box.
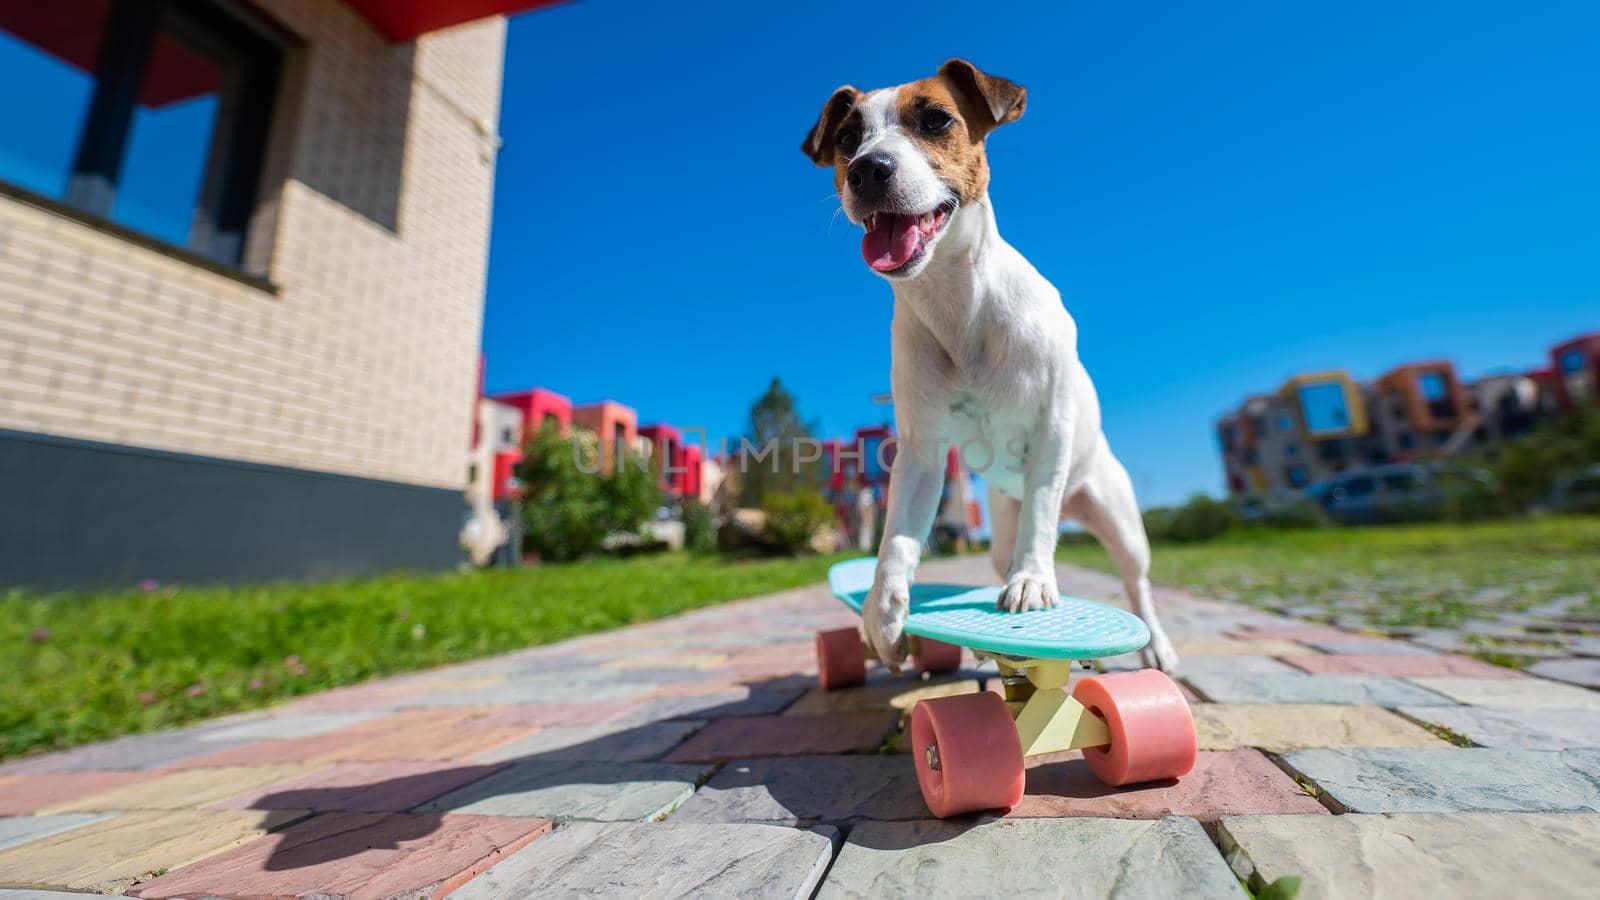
[827,557,1150,660]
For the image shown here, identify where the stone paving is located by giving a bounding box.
[1,556,1598,897]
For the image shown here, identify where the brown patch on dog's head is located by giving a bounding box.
[896,59,1027,205]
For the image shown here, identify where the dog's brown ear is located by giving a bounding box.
[938,59,1026,136]
[802,85,860,166]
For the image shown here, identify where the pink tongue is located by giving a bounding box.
[862,213,922,271]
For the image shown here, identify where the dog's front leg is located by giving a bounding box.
[1001,414,1071,612]
[864,437,946,672]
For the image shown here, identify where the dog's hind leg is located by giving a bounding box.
[987,482,1021,582]
[1061,439,1180,673]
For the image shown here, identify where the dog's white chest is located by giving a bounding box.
[945,389,1031,497]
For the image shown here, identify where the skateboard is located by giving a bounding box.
[821,558,1198,818]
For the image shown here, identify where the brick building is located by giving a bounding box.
[0,0,556,588]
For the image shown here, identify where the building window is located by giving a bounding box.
[1398,431,1414,450]
[1419,371,1454,420]
[1276,413,1294,433]
[1285,466,1309,488]
[1561,350,1586,373]
[1284,442,1298,457]
[0,0,285,266]
[1298,382,1352,434]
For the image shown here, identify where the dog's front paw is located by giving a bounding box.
[863,574,911,673]
[1141,632,1181,674]
[998,570,1058,613]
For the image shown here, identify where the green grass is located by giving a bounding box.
[1,551,853,761]
[1057,517,1600,632]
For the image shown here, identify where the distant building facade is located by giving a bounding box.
[1217,331,1596,498]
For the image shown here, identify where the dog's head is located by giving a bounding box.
[803,59,1026,280]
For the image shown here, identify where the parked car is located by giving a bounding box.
[1545,464,1600,514]
[1308,463,1445,525]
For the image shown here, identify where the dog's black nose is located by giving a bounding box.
[846,152,896,199]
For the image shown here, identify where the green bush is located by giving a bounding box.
[1493,408,1600,510]
[761,490,835,554]
[1254,495,1330,529]
[680,500,719,553]
[1145,494,1241,544]
[518,423,661,562]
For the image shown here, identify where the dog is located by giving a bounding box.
[803,59,1179,673]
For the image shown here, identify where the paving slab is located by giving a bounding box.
[670,756,927,825]
[1397,706,1600,750]
[819,816,1243,899]
[1529,658,1600,689]
[1009,749,1328,822]
[0,729,252,774]
[470,700,644,729]
[0,772,157,816]
[192,711,384,742]
[663,713,897,764]
[476,719,703,764]
[1407,676,1600,708]
[783,677,981,717]
[1282,654,1523,678]
[41,764,321,813]
[317,720,530,763]
[161,708,515,769]
[1224,626,1367,642]
[1298,638,1437,656]
[128,811,549,899]
[209,761,507,813]
[0,809,304,894]
[1193,704,1445,753]
[1283,747,1600,812]
[417,760,712,821]
[1173,637,1309,657]
[449,821,836,900]
[1178,656,1303,680]
[0,815,115,852]
[1219,812,1600,900]
[1184,670,1455,706]
[610,686,807,724]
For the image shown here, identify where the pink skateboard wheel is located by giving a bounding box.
[912,638,963,674]
[815,627,866,691]
[1072,669,1197,787]
[910,691,1025,818]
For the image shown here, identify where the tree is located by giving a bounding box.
[734,377,824,507]
[518,421,660,562]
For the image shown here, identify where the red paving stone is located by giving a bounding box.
[1281,654,1528,679]
[1007,748,1329,822]
[164,709,522,770]
[0,771,157,815]
[663,713,898,764]
[129,812,551,899]
[210,762,507,813]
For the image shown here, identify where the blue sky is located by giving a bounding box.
[485,0,1600,507]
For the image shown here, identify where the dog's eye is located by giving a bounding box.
[835,126,860,154]
[919,108,954,134]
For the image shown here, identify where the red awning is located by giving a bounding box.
[342,0,565,42]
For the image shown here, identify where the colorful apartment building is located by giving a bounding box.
[1551,332,1600,411]
[491,387,573,437]
[0,0,561,589]
[1217,331,1594,498]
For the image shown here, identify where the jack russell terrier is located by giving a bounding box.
[803,59,1179,673]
